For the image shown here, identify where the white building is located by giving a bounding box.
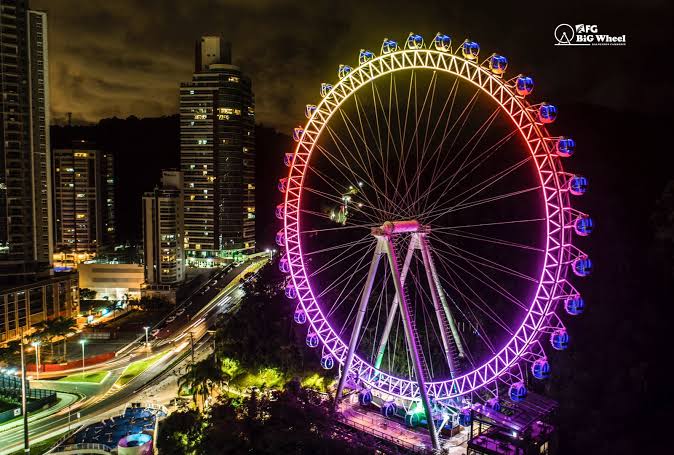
[142,170,185,285]
[78,262,144,300]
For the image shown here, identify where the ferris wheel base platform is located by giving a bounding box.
[336,400,468,454]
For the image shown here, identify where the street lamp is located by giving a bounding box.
[78,339,87,376]
[143,326,150,349]
[31,341,41,380]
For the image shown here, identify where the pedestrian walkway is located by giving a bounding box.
[338,401,469,454]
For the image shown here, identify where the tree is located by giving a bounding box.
[156,408,203,455]
[32,319,58,360]
[50,317,78,361]
[0,340,21,366]
[177,357,225,410]
[79,288,97,300]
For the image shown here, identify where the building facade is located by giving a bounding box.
[0,1,52,277]
[52,146,115,259]
[0,271,79,342]
[77,263,144,301]
[0,2,78,343]
[142,170,185,285]
[180,36,255,266]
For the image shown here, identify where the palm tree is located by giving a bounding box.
[32,320,57,360]
[178,358,224,410]
[50,317,78,362]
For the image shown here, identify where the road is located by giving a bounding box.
[0,258,267,454]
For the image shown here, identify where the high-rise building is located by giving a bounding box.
[52,146,115,259]
[0,1,53,277]
[142,170,185,285]
[180,36,255,266]
[0,2,79,342]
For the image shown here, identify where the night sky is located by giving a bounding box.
[34,0,671,129]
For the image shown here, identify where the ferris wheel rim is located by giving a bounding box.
[283,47,570,401]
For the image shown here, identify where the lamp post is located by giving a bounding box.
[79,339,87,376]
[143,326,150,349]
[31,341,41,380]
[19,328,29,453]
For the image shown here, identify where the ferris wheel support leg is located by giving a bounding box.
[373,236,417,370]
[333,238,385,410]
[425,237,465,359]
[384,236,441,451]
[419,233,458,377]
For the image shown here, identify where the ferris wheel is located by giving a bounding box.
[275,32,592,449]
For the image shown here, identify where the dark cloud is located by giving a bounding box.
[34,0,671,129]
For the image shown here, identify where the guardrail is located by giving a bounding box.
[49,442,112,454]
[337,413,432,454]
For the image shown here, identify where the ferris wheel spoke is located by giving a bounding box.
[431,241,529,311]
[335,107,392,206]
[432,236,538,283]
[408,77,460,199]
[435,263,515,338]
[308,237,373,278]
[434,260,499,354]
[401,71,442,215]
[314,142,392,221]
[440,128,518,202]
[417,107,505,217]
[353,93,391,188]
[307,148,378,215]
[320,131,408,219]
[413,88,482,211]
[435,217,547,231]
[420,128,519,218]
[408,264,446,376]
[442,108,501,189]
[302,185,383,225]
[432,228,544,253]
[319,245,374,302]
[391,71,416,213]
[422,185,539,228]
[422,157,536,225]
[300,221,379,235]
[327,114,377,185]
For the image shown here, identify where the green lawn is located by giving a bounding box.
[116,352,164,386]
[58,371,109,384]
[10,432,64,454]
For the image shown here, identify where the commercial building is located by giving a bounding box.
[77,262,144,301]
[0,271,79,343]
[52,145,115,261]
[0,2,53,277]
[0,2,79,342]
[180,36,255,267]
[142,170,185,285]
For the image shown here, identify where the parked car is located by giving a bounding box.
[176,308,185,316]
[151,328,160,337]
[166,315,176,323]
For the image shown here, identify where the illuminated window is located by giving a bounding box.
[74,152,88,158]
